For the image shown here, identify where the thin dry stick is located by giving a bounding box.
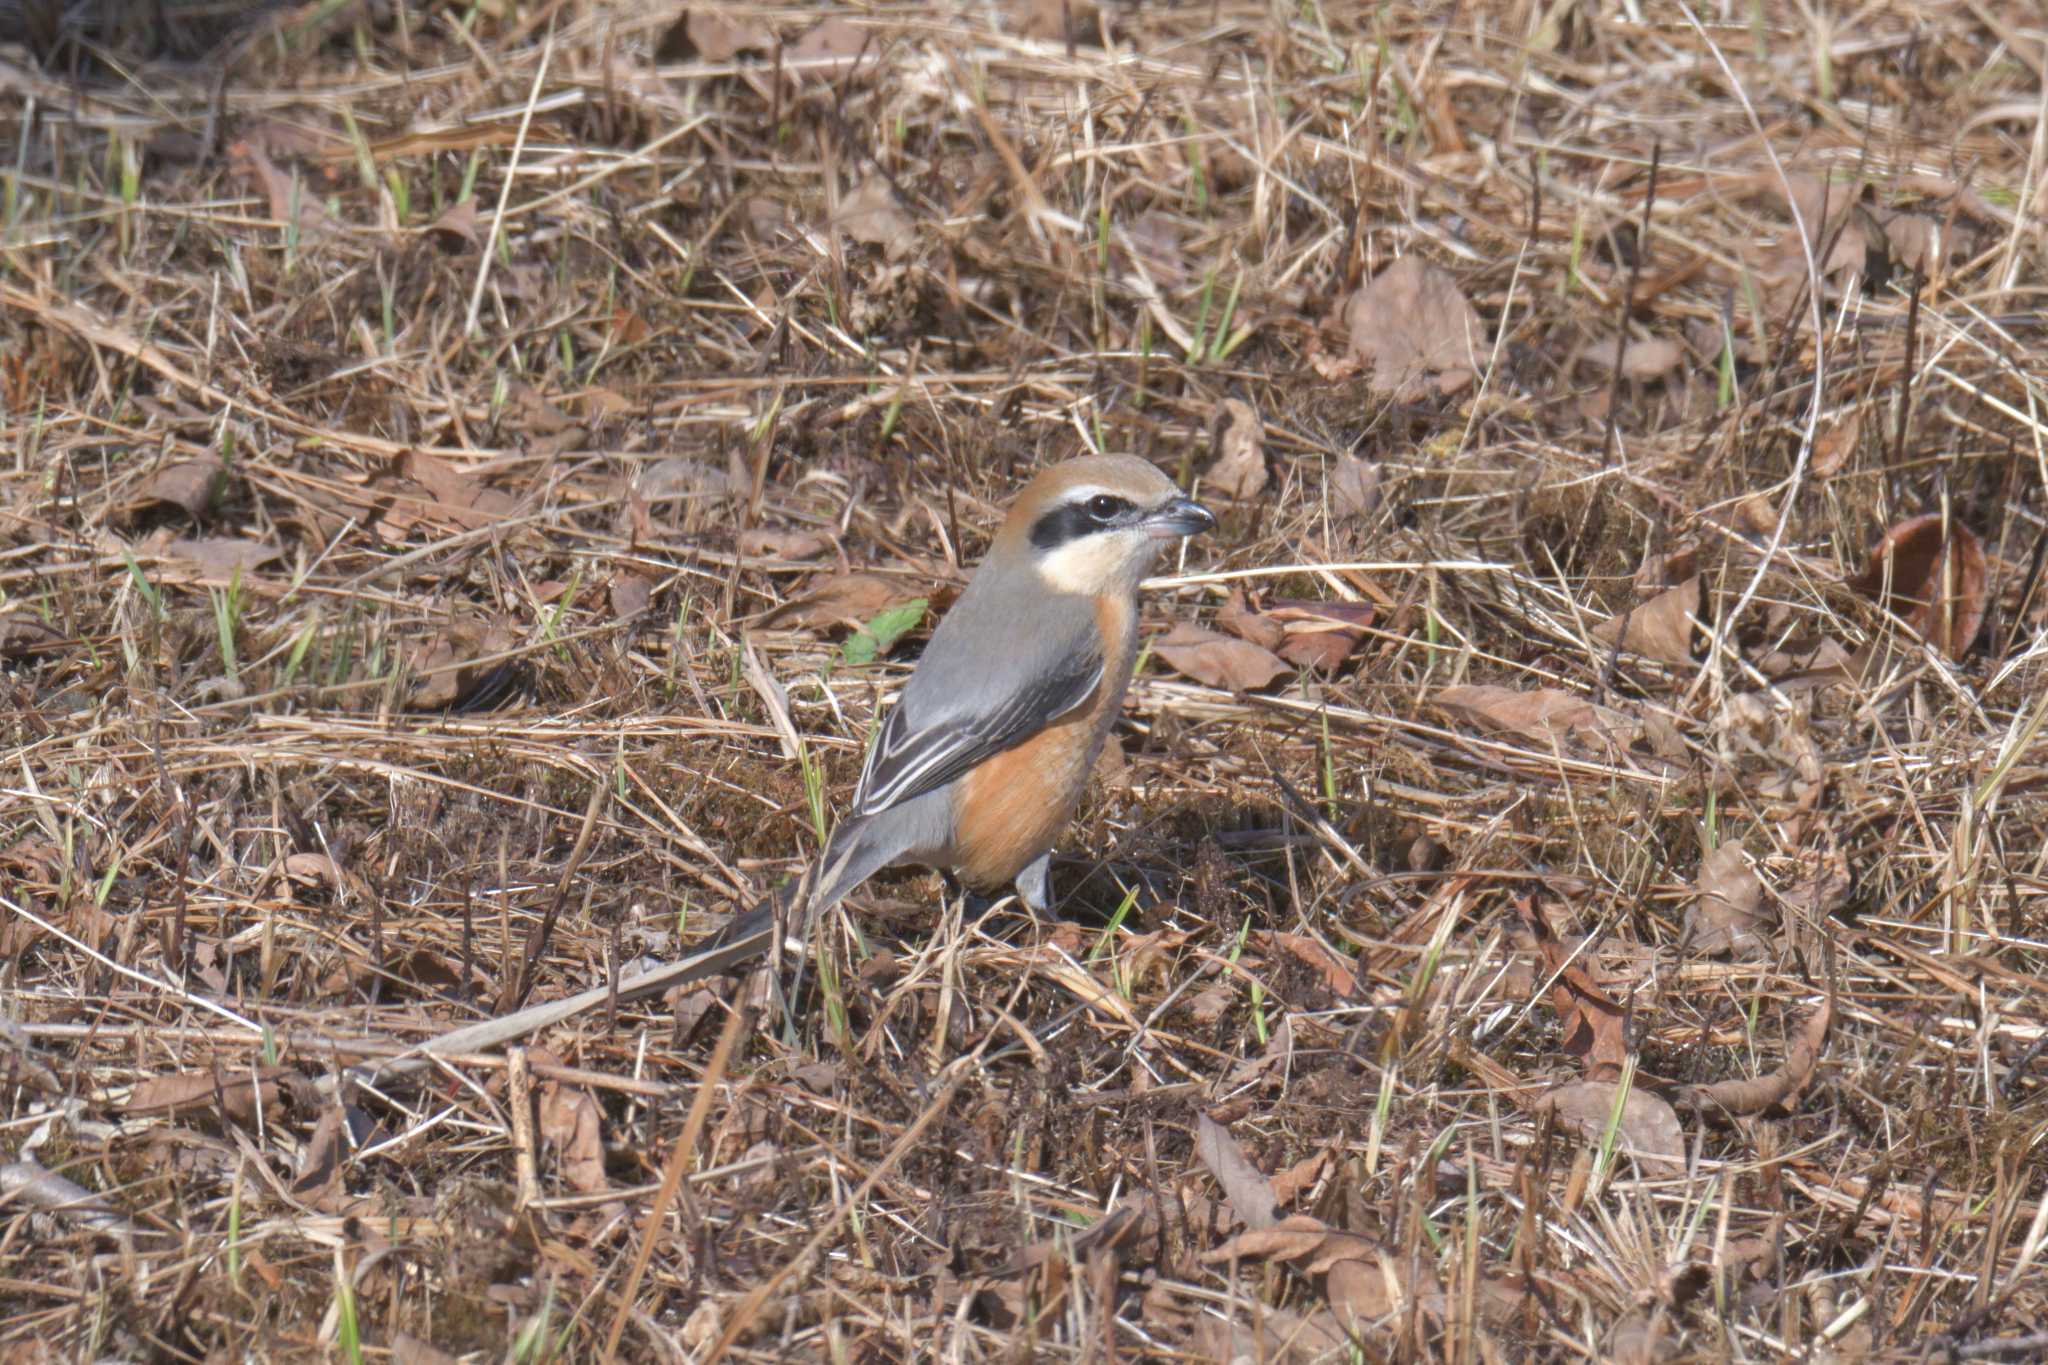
[464,25,556,337]
[601,999,750,1363]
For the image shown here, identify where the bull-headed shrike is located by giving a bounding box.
[627,454,1214,994]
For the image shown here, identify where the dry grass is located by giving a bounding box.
[1,0,2046,1359]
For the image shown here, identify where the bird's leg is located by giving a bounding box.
[1012,852,1053,915]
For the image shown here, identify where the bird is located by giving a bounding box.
[617,454,1215,999]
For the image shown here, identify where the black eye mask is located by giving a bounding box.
[1029,493,1141,550]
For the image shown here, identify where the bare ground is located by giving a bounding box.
[1,0,2046,1360]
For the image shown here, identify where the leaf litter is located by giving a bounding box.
[1,1,2044,1360]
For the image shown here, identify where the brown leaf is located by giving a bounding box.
[159,537,281,580]
[1192,1305,1352,1362]
[1267,932,1358,997]
[1115,210,1187,287]
[1435,684,1637,750]
[738,527,830,561]
[1677,999,1831,1116]
[1208,398,1268,500]
[762,573,925,631]
[1883,212,1948,277]
[1328,454,1381,518]
[375,450,518,538]
[292,1103,351,1211]
[1266,599,1375,671]
[678,5,773,61]
[1195,1113,1277,1230]
[1593,575,1701,667]
[230,138,338,237]
[391,1334,461,1365]
[1811,411,1861,477]
[1011,0,1100,43]
[573,385,637,421]
[1267,1149,1331,1207]
[1152,622,1290,692]
[837,175,915,259]
[127,461,224,521]
[1686,842,1770,956]
[1341,257,1484,401]
[1216,589,1285,651]
[1848,513,1987,659]
[425,197,479,251]
[123,1068,286,1124]
[0,614,64,656]
[407,619,520,711]
[1607,1310,1676,1364]
[787,16,870,71]
[1532,1082,1685,1171]
[537,1079,609,1194]
[1514,896,1629,1079]
[1581,335,1685,381]
[609,572,653,620]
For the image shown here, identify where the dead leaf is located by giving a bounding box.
[407,619,521,711]
[1687,842,1770,956]
[125,461,224,522]
[762,573,925,631]
[1340,256,1484,401]
[609,573,652,619]
[1328,455,1381,518]
[1195,1113,1277,1230]
[1011,0,1101,43]
[123,1068,287,1125]
[1266,599,1375,671]
[787,16,869,72]
[1883,212,1948,278]
[675,5,773,61]
[426,197,479,251]
[1581,335,1685,381]
[230,139,338,237]
[537,1079,609,1194]
[159,537,281,580]
[391,1334,461,1365]
[1268,1149,1330,1207]
[1115,211,1186,287]
[1267,933,1358,997]
[282,852,345,890]
[737,527,830,560]
[374,450,519,538]
[1514,897,1629,1080]
[0,615,63,656]
[1192,1306,1355,1361]
[1185,983,1232,1027]
[1533,1082,1685,1171]
[1208,398,1268,500]
[1217,589,1285,651]
[1152,622,1290,692]
[574,385,637,421]
[837,175,915,259]
[291,1103,352,1211]
[1607,1310,1676,1364]
[1593,575,1701,667]
[1677,999,1831,1116]
[635,456,735,503]
[1435,685,1638,751]
[1848,513,1987,659]
[1811,411,1861,478]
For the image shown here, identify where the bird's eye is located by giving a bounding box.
[1086,494,1130,522]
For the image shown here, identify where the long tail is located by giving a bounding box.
[610,815,898,1001]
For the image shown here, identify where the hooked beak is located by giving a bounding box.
[1143,495,1216,540]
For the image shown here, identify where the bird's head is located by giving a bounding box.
[996,454,1216,596]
